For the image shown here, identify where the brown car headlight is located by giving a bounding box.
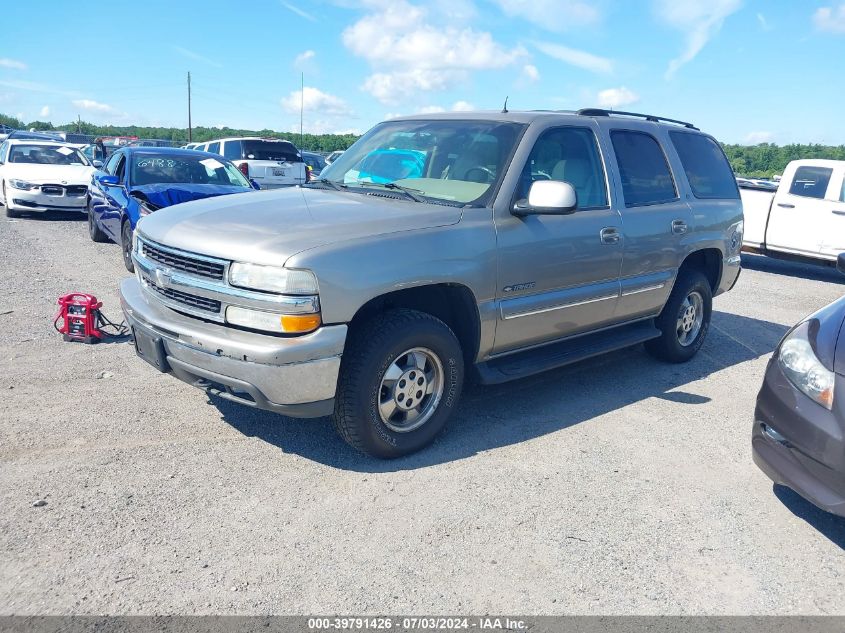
[778,325,835,410]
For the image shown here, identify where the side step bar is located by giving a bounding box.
[475,321,661,385]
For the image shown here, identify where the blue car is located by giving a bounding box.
[87,147,256,272]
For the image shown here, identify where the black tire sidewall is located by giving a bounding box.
[652,271,712,362]
[121,221,134,272]
[342,314,463,458]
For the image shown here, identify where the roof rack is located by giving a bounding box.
[576,108,699,130]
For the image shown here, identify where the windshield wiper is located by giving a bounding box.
[355,180,426,203]
[305,177,345,191]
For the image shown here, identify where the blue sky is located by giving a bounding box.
[1,0,844,144]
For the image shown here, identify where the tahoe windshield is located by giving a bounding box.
[8,144,89,166]
[319,119,525,206]
[130,154,252,187]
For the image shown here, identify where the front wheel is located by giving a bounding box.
[3,182,21,218]
[121,220,135,273]
[88,200,108,243]
[645,270,712,363]
[332,309,464,458]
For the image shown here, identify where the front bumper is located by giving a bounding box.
[120,277,346,418]
[7,187,87,212]
[753,357,845,517]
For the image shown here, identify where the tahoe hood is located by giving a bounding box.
[137,186,463,266]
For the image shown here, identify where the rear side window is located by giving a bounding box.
[223,140,242,160]
[242,140,301,162]
[789,166,833,199]
[207,141,221,155]
[670,132,739,199]
[611,130,677,206]
[840,179,845,203]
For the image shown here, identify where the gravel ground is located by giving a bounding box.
[0,209,844,615]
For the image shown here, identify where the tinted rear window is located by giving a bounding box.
[610,130,677,206]
[207,142,220,155]
[670,132,739,199]
[242,140,301,162]
[222,140,242,160]
[789,166,833,199]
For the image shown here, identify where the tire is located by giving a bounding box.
[121,220,135,273]
[87,199,108,243]
[645,269,712,363]
[332,309,464,458]
[3,182,21,218]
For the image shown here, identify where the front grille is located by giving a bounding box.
[141,241,225,280]
[40,185,63,195]
[65,185,87,196]
[145,276,222,313]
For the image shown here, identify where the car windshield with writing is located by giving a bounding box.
[130,154,252,187]
[9,144,89,166]
[319,119,525,206]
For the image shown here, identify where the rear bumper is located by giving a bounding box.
[753,358,845,517]
[120,277,345,418]
[716,254,742,296]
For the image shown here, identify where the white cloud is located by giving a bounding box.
[745,131,774,144]
[72,99,116,114]
[281,0,316,22]
[0,58,27,71]
[343,0,524,104]
[521,64,540,83]
[492,0,600,32]
[294,50,315,67]
[451,100,474,111]
[39,105,50,118]
[596,87,639,109]
[656,0,743,79]
[173,46,222,68]
[814,4,845,33]
[757,12,772,31]
[533,41,613,74]
[281,86,352,116]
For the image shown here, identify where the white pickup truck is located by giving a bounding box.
[741,159,845,265]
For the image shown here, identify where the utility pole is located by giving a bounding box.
[300,72,304,149]
[77,114,81,134]
[187,71,192,143]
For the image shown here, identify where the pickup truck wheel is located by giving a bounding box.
[645,270,712,363]
[88,201,108,243]
[333,309,464,458]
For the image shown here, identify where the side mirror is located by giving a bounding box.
[250,179,260,190]
[837,252,845,276]
[92,159,103,168]
[97,174,120,187]
[513,180,578,216]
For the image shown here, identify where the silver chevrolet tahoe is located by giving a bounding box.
[120,109,743,458]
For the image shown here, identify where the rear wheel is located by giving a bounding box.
[645,270,712,363]
[87,199,108,243]
[332,309,464,458]
[121,220,135,273]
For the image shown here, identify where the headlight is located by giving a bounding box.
[229,263,318,295]
[8,179,36,190]
[778,324,835,409]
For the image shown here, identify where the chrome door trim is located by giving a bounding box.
[502,293,618,320]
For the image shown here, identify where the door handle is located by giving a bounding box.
[600,227,620,244]
[777,203,795,209]
[671,219,688,235]
[832,209,845,216]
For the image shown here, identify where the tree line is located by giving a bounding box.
[0,113,357,153]
[3,113,845,174]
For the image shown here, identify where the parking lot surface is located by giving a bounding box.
[1,210,844,615]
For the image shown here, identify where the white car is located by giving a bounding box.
[0,139,97,218]
[193,137,306,188]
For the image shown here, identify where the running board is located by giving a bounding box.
[475,321,661,385]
